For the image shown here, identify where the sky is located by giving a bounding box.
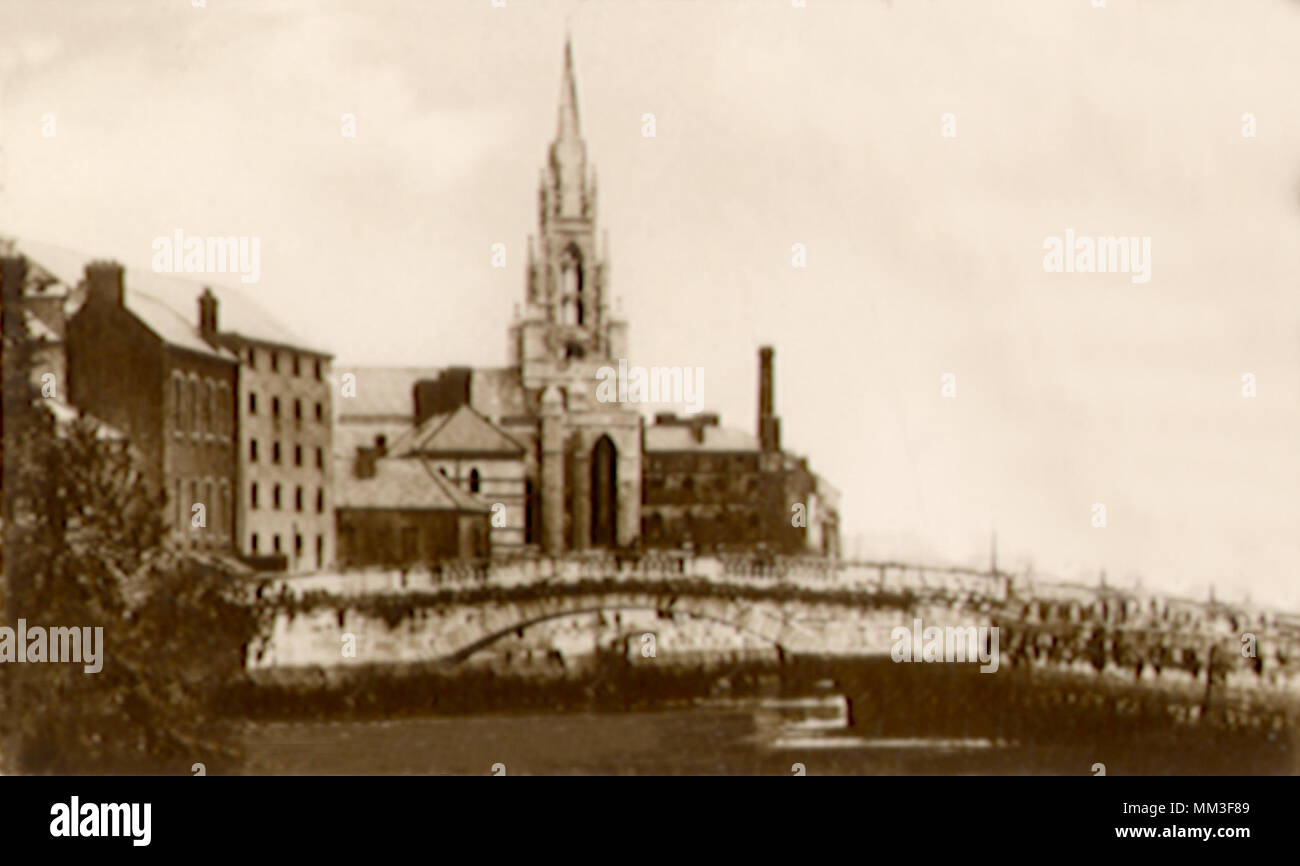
[2,0,1298,608]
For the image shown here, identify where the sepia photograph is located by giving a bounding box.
[0,0,1297,845]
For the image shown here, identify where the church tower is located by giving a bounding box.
[511,38,627,382]
[510,39,639,555]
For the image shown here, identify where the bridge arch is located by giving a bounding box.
[447,601,791,663]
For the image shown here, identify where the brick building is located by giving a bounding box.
[65,260,240,550]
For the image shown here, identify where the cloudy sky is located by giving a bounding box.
[3,0,1298,607]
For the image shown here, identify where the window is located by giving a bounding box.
[173,374,185,432]
[469,468,481,494]
[295,486,303,512]
[272,397,280,418]
[203,380,214,434]
[292,354,300,376]
[249,392,257,414]
[294,533,303,560]
[189,378,199,435]
[273,534,281,553]
[273,484,281,510]
[294,445,302,467]
[270,352,279,373]
[316,488,324,513]
[273,442,281,464]
[315,535,323,568]
[314,360,322,380]
[247,347,256,368]
[250,439,258,462]
[250,482,259,509]
[294,399,302,425]
[316,447,324,470]
[251,533,259,553]
[315,402,323,423]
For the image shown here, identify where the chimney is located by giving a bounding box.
[85,260,125,307]
[198,287,219,340]
[757,346,780,452]
[354,446,377,479]
[1,256,29,341]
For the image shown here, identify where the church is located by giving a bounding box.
[334,41,840,567]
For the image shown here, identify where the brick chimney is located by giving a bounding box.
[198,287,219,339]
[757,346,780,452]
[85,260,125,308]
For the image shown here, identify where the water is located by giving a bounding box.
[239,658,1300,775]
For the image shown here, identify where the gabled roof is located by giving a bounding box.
[11,238,326,357]
[389,404,525,457]
[334,455,490,512]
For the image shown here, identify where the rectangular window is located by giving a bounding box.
[316,488,324,513]
[250,439,258,462]
[316,447,324,470]
[295,533,303,558]
[272,397,280,418]
[314,360,322,381]
[316,535,323,568]
[295,486,303,512]
[252,533,259,553]
[273,534,281,553]
[292,354,300,376]
[294,399,302,425]
[315,402,323,423]
[273,484,281,510]
[273,442,281,464]
[295,445,302,467]
[249,392,257,414]
[271,352,279,373]
[250,482,259,509]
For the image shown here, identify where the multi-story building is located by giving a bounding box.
[44,246,334,572]
[218,320,334,572]
[65,260,240,550]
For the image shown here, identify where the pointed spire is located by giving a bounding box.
[557,36,581,143]
[549,37,588,218]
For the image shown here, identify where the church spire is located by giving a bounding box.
[548,37,589,219]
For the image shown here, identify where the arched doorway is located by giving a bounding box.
[590,435,617,547]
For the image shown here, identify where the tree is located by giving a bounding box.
[2,270,267,774]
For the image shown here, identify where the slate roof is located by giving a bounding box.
[334,455,490,512]
[334,366,442,420]
[388,404,524,457]
[10,238,326,358]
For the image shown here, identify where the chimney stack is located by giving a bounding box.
[757,346,780,452]
[85,260,125,308]
[198,287,219,340]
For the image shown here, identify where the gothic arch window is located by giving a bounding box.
[590,435,617,547]
[559,244,584,325]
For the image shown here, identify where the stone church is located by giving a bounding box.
[336,41,840,564]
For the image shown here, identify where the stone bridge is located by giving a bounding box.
[249,552,1300,693]
[251,554,1006,668]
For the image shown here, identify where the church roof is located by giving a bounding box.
[389,404,524,457]
[335,366,442,421]
[334,456,490,512]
